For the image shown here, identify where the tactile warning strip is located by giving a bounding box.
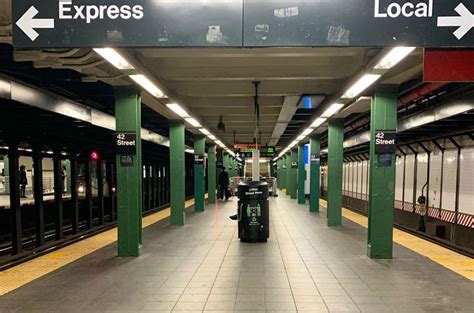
[0,198,200,296]
[319,199,474,281]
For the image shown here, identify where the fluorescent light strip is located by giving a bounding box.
[94,48,134,70]
[302,128,314,136]
[321,103,345,118]
[311,117,327,128]
[375,47,416,70]
[199,128,210,135]
[166,103,189,118]
[185,117,201,128]
[208,134,216,140]
[129,74,165,98]
[297,135,305,141]
[342,74,381,99]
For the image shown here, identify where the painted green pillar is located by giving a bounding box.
[285,154,291,196]
[280,157,286,190]
[276,159,281,188]
[290,149,298,199]
[194,135,206,212]
[309,136,321,212]
[207,144,216,204]
[367,87,398,259]
[170,121,185,226]
[297,144,306,204]
[216,148,223,199]
[327,119,344,227]
[115,87,142,257]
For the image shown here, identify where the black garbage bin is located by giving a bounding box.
[237,181,269,242]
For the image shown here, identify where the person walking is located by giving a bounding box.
[218,168,230,201]
[19,165,28,198]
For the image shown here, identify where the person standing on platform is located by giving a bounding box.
[218,168,230,201]
[19,165,27,198]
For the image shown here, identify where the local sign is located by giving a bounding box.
[13,0,474,48]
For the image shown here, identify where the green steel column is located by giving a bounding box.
[280,156,286,190]
[276,159,281,188]
[170,121,185,226]
[297,144,306,204]
[216,148,223,199]
[367,87,398,259]
[327,119,344,227]
[194,135,206,212]
[285,154,291,195]
[309,136,321,212]
[115,87,142,257]
[290,149,298,199]
[207,144,216,204]
[223,153,229,172]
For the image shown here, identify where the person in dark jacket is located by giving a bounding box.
[218,168,230,200]
[19,165,27,198]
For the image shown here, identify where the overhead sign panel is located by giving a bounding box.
[12,0,474,48]
[13,0,243,48]
[244,0,474,47]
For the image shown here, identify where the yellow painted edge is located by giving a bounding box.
[319,199,474,281]
[0,195,207,296]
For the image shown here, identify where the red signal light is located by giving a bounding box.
[90,151,100,161]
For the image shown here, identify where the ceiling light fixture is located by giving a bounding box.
[199,128,210,135]
[311,117,327,128]
[166,103,189,118]
[94,48,134,70]
[129,74,165,98]
[208,134,216,140]
[321,103,345,118]
[185,117,201,128]
[375,47,416,69]
[342,74,381,99]
[297,135,305,141]
[302,128,314,136]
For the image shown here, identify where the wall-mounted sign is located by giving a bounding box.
[115,132,136,155]
[194,155,204,165]
[375,131,396,154]
[13,1,474,48]
[291,161,298,168]
[236,151,253,159]
[310,154,320,164]
[120,155,134,167]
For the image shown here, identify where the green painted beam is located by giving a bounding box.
[207,144,216,204]
[286,153,291,196]
[194,135,205,212]
[297,144,306,204]
[115,87,142,257]
[309,136,321,212]
[367,86,398,259]
[170,121,185,226]
[327,119,344,227]
[290,149,298,199]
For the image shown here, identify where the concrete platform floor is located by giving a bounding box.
[0,193,472,313]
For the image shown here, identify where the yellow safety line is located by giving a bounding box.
[319,199,474,281]
[0,197,204,296]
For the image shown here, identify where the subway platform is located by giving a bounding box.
[0,193,473,313]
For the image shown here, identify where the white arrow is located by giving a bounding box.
[437,3,474,40]
[16,6,55,41]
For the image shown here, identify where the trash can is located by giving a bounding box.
[237,181,269,242]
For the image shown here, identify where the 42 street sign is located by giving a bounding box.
[13,0,474,48]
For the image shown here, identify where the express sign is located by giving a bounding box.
[12,0,474,48]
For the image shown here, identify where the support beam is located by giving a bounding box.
[53,150,64,240]
[367,87,397,259]
[106,161,116,222]
[290,149,298,199]
[97,161,105,225]
[297,144,306,204]
[115,87,142,257]
[194,135,206,211]
[70,157,79,232]
[170,121,185,225]
[84,160,93,229]
[310,135,321,212]
[327,119,344,227]
[8,143,22,255]
[207,144,216,204]
[286,153,291,196]
[33,148,44,247]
